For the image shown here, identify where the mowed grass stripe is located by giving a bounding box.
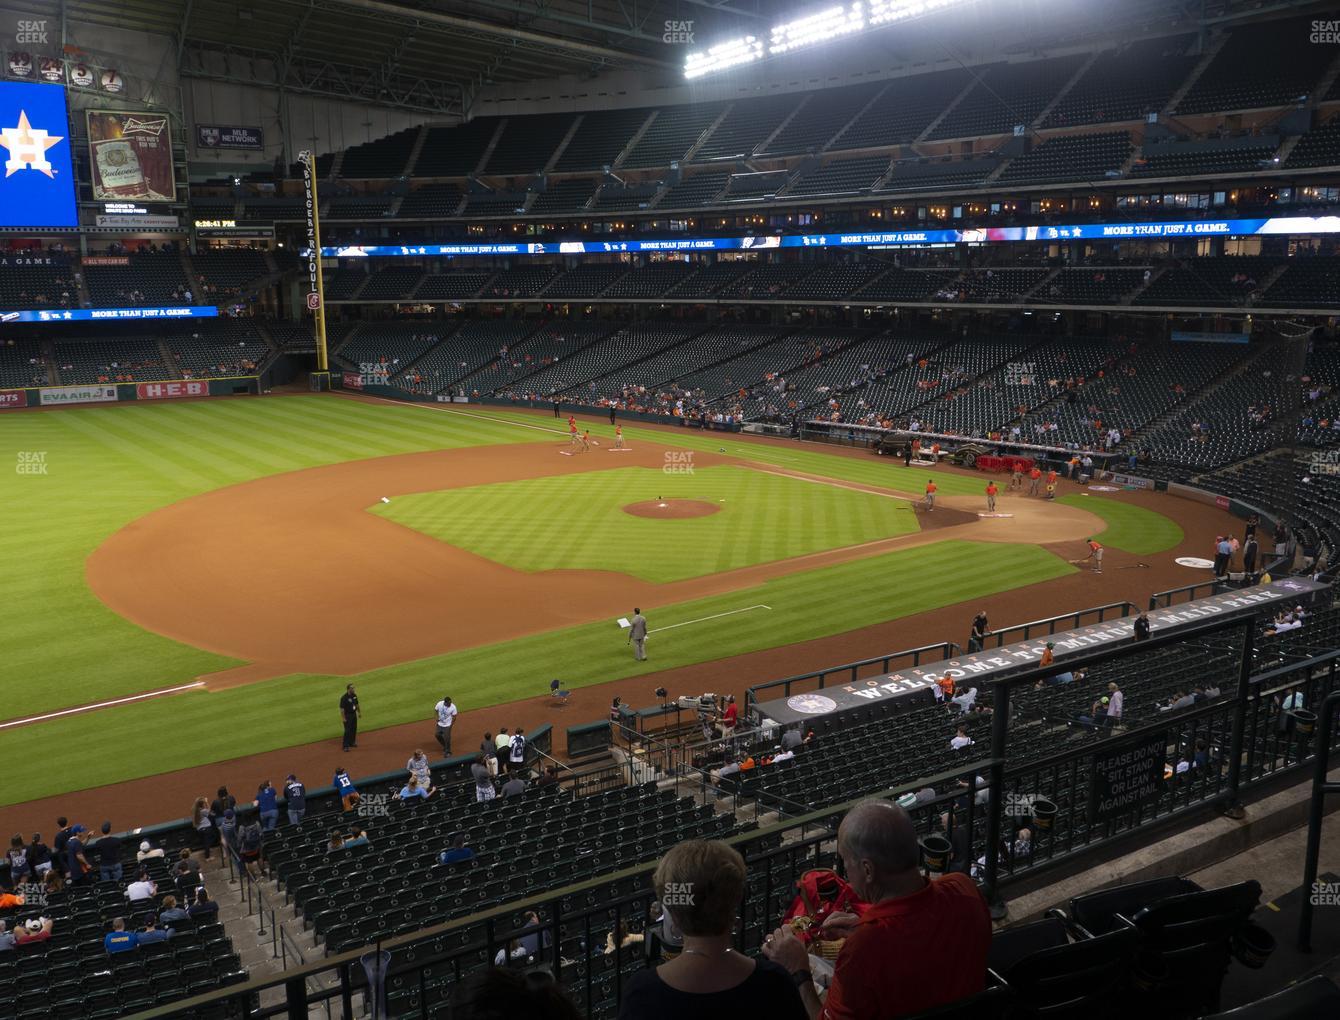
[375,465,918,582]
[0,541,1075,805]
[1057,494,1184,555]
[0,396,539,717]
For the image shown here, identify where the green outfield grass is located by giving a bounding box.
[457,407,989,496]
[375,464,918,582]
[0,395,538,718]
[1058,494,1185,554]
[0,539,1074,805]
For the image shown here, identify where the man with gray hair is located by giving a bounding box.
[763,799,990,1018]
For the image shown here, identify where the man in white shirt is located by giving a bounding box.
[125,872,157,902]
[1106,682,1123,723]
[433,696,458,756]
[951,687,978,715]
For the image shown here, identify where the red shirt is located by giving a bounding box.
[724,703,738,729]
[925,483,937,494]
[986,484,997,495]
[1046,470,1057,484]
[1030,468,1041,479]
[820,873,990,1019]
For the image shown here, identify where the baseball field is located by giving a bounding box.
[0,393,1217,830]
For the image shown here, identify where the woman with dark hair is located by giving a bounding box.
[452,967,582,1020]
[191,798,216,860]
[618,839,805,1019]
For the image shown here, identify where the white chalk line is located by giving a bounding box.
[750,466,917,504]
[650,605,772,634]
[0,681,207,730]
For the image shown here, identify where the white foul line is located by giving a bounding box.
[650,605,772,634]
[0,681,206,730]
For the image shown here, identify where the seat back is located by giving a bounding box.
[1004,926,1138,1018]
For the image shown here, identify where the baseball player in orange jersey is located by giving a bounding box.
[985,481,998,512]
[568,416,580,449]
[1046,468,1058,489]
[580,429,591,451]
[924,479,937,511]
[1028,466,1042,496]
[614,425,624,450]
[1010,464,1023,491]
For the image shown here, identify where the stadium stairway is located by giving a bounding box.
[1161,33,1231,117]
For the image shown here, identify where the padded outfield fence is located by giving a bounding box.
[120,582,1340,1020]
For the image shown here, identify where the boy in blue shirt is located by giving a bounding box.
[333,767,359,812]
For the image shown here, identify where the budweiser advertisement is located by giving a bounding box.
[136,381,209,400]
[0,389,28,409]
[86,109,176,202]
[342,371,364,390]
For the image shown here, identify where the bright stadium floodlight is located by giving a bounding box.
[684,35,765,79]
[684,0,969,78]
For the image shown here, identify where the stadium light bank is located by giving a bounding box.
[684,0,966,79]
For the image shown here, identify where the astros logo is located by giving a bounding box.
[1,110,64,177]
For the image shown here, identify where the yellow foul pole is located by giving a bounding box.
[300,150,329,375]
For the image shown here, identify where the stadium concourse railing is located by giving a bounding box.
[122,590,1340,1020]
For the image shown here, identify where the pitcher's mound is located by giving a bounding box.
[623,499,721,520]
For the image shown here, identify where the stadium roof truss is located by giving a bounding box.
[60,0,775,117]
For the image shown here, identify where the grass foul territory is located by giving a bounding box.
[1,540,1074,804]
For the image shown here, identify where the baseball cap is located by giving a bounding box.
[69,824,86,834]
[24,918,42,933]
[224,809,235,820]
[139,840,151,852]
[1101,696,1110,705]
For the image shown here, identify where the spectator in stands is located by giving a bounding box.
[396,776,433,803]
[0,886,21,909]
[451,967,582,1020]
[192,798,216,860]
[780,727,804,753]
[137,839,164,864]
[481,732,499,777]
[238,821,264,879]
[14,917,52,946]
[174,848,202,891]
[1106,682,1124,724]
[94,821,123,883]
[509,728,528,774]
[219,809,239,858]
[0,921,13,953]
[126,869,156,902]
[334,767,359,812]
[407,749,435,792]
[502,773,527,799]
[472,754,496,803]
[27,833,51,878]
[285,774,307,825]
[104,917,138,954]
[439,833,475,865]
[950,725,974,751]
[1243,536,1259,574]
[434,695,457,756]
[495,728,511,773]
[763,800,991,1018]
[159,895,189,925]
[621,839,804,1020]
[537,766,560,790]
[138,915,174,945]
[951,686,978,715]
[189,888,219,922]
[7,835,31,888]
[255,780,280,831]
[65,825,91,886]
[968,612,989,653]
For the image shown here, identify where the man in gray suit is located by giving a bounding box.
[628,608,648,661]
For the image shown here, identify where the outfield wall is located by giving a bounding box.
[0,376,259,409]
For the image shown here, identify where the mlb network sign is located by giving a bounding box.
[0,80,77,227]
